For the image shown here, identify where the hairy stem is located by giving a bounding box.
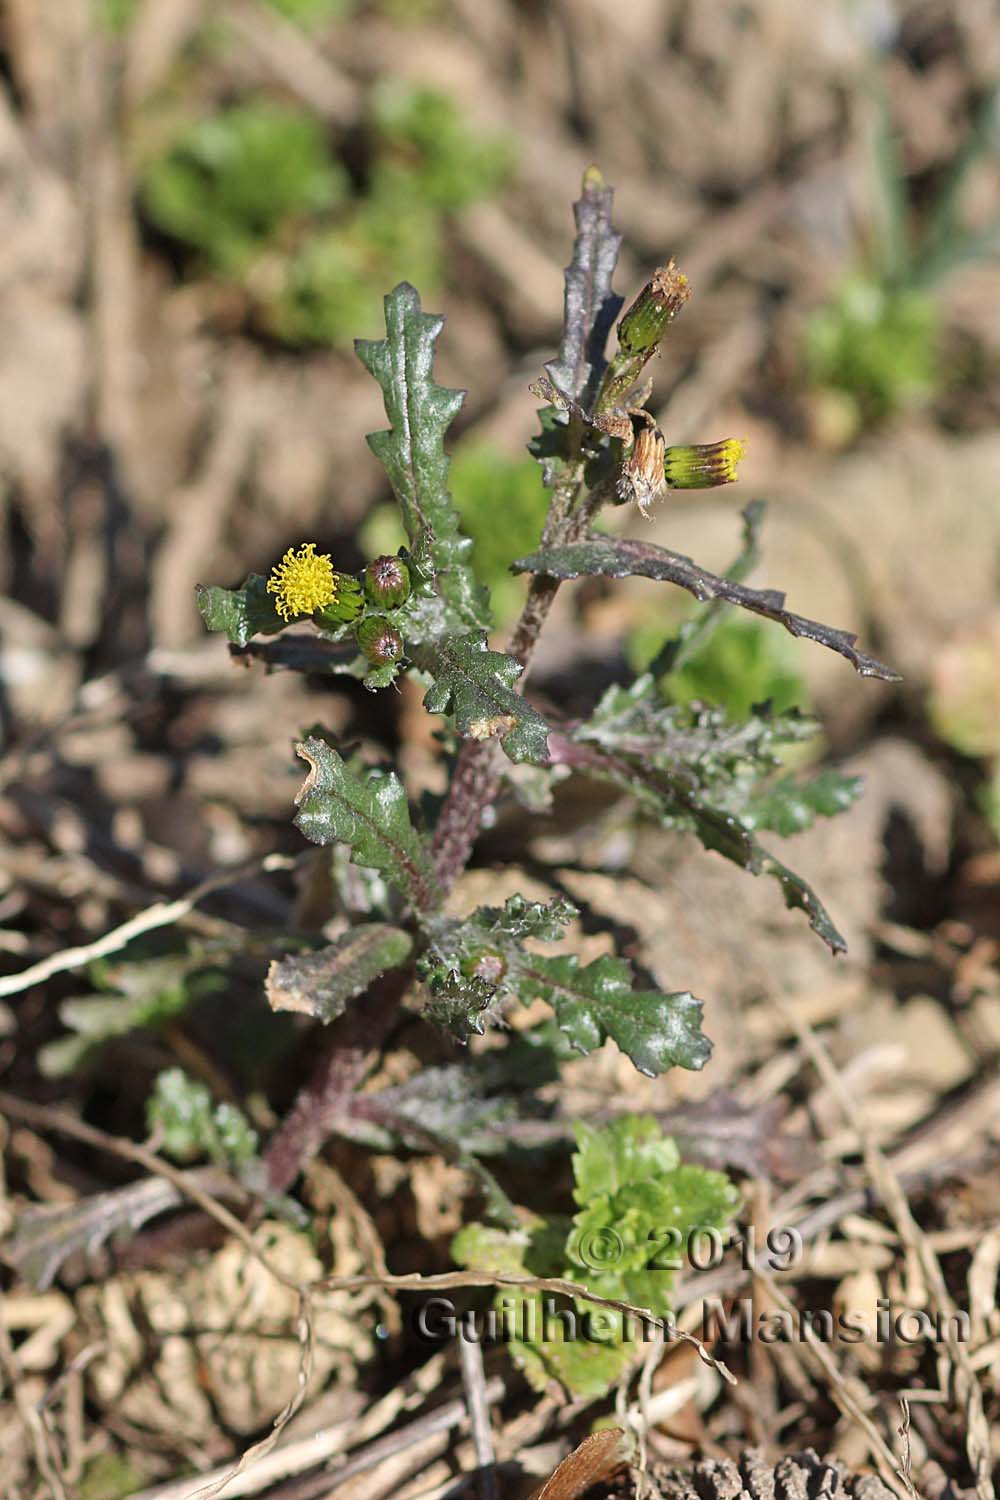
[431,456,588,891]
[266,420,597,1184]
[263,968,408,1194]
[428,737,503,895]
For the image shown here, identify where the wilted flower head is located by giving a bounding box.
[617,261,692,359]
[616,421,666,517]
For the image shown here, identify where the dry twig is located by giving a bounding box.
[784,1005,996,1500]
[0,853,294,998]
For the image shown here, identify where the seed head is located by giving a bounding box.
[617,422,667,517]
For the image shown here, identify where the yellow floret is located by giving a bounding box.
[716,437,747,481]
[266,543,337,621]
[662,436,747,491]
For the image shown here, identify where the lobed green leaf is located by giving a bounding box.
[196,575,285,647]
[578,678,861,839]
[579,676,816,769]
[356,282,490,632]
[571,1112,680,1202]
[414,633,551,764]
[293,736,440,912]
[739,767,863,837]
[513,531,899,681]
[551,729,848,953]
[514,954,711,1077]
[462,893,579,946]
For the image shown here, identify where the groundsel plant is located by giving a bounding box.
[196,170,897,1387]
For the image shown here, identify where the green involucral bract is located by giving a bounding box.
[315,574,364,626]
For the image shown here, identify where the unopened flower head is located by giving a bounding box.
[663,437,746,490]
[356,615,404,665]
[267,543,338,621]
[364,554,411,610]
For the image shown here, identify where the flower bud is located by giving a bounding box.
[663,437,746,489]
[355,615,404,665]
[363,554,411,610]
[617,262,691,358]
[460,948,508,986]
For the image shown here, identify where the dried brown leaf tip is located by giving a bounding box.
[293,740,322,803]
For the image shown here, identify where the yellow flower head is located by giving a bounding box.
[267,543,337,621]
[663,437,747,490]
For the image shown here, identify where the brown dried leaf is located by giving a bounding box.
[265,926,413,1023]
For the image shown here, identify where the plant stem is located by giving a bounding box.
[264,434,597,1187]
[428,737,502,895]
[263,968,407,1194]
[431,456,587,891]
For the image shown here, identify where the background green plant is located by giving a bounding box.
[805,274,941,428]
[38,947,226,1078]
[629,611,809,723]
[453,1114,740,1398]
[140,84,513,344]
[804,75,1000,431]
